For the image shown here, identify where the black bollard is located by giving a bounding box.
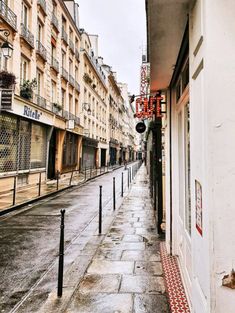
[121,172,124,197]
[57,209,65,297]
[90,167,92,178]
[128,169,130,189]
[113,177,116,211]
[99,186,102,234]
[130,167,132,183]
[12,176,17,206]
[38,172,42,196]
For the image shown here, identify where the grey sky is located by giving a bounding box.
[77,0,146,95]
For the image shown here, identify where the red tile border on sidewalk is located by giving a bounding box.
[160,242,191,313]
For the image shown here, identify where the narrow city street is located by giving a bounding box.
[0,165,133,313]
[0,164,169,313]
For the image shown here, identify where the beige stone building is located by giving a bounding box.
[0,0,83,192]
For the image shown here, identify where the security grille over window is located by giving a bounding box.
[18,120,31,170]
[0,114,18,172]
[30,124,47,168]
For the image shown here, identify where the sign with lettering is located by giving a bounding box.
[0,89,13,110]
[195,180,203,236]
[23,105,42,120]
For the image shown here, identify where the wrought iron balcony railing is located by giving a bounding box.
[61,67,68,81]
[21,23,34,48]
[75,81,80,93]
[69,39,74,53]
[61,27,68,44]
[69,74,75,87]
[35,94,47,109]
[68,112,80,125]
[75,48,80,62]
[51,12,59,31]
[0,0,17,30]
[37,0,46,14]
[36,40,47,61]
[51,56,59,72]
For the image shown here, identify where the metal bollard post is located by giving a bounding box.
[96,166,98,176]
[128,169,130,189]
[113,177,116,211]
[121,172,124,197]
[56,170,60,191]
[12,176,17,206]
[57,209,65,297]
[69,170,74,186]
[90,167,92,178]
[38,172,42,196]
[85,166,87,181]
[99,186,102,234]
[130,167,132,183]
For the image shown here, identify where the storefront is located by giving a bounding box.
[82,137,98,168]
[0,97,54,188]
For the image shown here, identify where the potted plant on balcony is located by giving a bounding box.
[0,71,16,89]
[20,78,37,100]
[53,102,62,113]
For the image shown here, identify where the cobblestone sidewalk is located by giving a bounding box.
[64,165,170,313]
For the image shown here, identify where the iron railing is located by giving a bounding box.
[36,40,47,61]
[21,24,34,48]
[75,81,80,92]
[0,0,17,30]
[51,56,59,72]
[51,12,59,31]
[69,75,75,87]
[35,94,47,109]
[61,67,68,81]
[75,48,80,62]
[69,39,74,53]
[61,27,68,43]
[37,0,46,14]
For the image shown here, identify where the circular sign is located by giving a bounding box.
[136,122,146,133]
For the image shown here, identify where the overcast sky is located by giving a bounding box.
[77,0,146,95]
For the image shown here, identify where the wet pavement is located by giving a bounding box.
[0,163,169,313]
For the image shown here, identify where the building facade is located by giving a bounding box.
[146,0,235,312]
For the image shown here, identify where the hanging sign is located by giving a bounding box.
[136,122,146,133]
[195,180,203,236]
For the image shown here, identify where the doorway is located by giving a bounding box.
[48,129,56,179]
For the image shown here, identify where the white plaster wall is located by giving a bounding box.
[203,0,235,312]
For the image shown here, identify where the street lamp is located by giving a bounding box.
[0,29,13,59]
[82,103,91,115]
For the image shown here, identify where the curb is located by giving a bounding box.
[0,165,124,217]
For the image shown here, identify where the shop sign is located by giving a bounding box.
[23,105,42,120]
[136,122,146,133]
[67,119,75,129]
[195,180,203,236]
[0,89,13,110]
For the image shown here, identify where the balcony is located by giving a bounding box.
[62,110,69,120]
[69,112,80,126]
[61,67,68,81]
[69,39,74,53]
[21,24,34,48]
[0,0,17,30]
[35,94,47,109]
[75,48,80,62]
[51,56,59,72]
[69,74,75,87]
[51,12,59,31]
[75,81,80,93]
[37,0,46,15]
[36,40,47,61]
[61,27,68,44]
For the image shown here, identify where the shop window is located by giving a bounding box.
[62,133,78,167]
[30,124,47,169]
[18,120,31,171]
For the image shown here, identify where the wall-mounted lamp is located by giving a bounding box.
[83,103,91,115]
[0,29,13,59]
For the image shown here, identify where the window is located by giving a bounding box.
[75,66,78,80]
[75,99,79,116]
[21,2,28,27]
[20,56,29,83]
[69,59,73,75]
[69,94,73,113]
[61,50,66,68]
[51,81,56,103]
[36,69,42,95]
[37,21,43,42]
[61,88,66,109]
